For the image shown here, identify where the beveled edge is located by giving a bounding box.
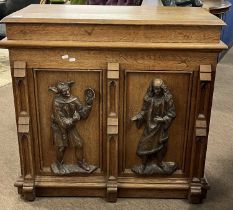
[0,38,228,51]
[1,5,226,26]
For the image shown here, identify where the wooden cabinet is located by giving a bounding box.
[0,5,227,203]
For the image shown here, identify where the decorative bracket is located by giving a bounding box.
[107,117,118,135]
[13,61,26,79]
[200,65,212,82]
[107,63,119,79]
[18,116,30,134]
[196,114,207,138]
[13,61,28,114]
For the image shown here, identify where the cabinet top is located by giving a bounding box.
[2,4,224,26]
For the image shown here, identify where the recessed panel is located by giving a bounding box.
[33,69,104,175]
[121,70,193,176]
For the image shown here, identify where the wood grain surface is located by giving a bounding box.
[0,4,225,203]
[1,5,225,26]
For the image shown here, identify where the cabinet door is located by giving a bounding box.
[119,69,197,178]
[30,68,107,178]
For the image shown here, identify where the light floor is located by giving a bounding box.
[0,49,10,87]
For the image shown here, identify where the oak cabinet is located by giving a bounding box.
[0,4,226,203]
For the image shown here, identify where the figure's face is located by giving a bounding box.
[60,86,71,98]
[153,85,162,96]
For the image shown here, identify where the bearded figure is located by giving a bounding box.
[131,79,177,175]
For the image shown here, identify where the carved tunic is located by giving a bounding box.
[51,96,91,148]
[136,94,176,157]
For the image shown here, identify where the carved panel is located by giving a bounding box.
[130,79,177,175]
[48,81,97,175]
[196,114,207,138]
[120,70,194,176]
[32,69,104,175]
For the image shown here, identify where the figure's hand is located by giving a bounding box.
[131,115,139,121]
[73,111,80,121]
[131,114,142,121]
[62,134,67,141]
[86,97,93,106]
[131,113,144,129]
[85,88,95,105]
[64,118,73,127]
[154,116,164,123]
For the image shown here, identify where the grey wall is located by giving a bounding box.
[222,1,233,46]
[1,0,40,38]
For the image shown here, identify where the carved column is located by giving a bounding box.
[189,65,213,203]
[106,63,119,202]
[195,65,213,177]
[12,61,35,201]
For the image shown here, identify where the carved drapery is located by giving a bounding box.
[131,79,177,175]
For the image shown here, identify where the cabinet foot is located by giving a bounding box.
[15,178,36,201]
[23,190,36,202]
[21,181,36,201]
[106,176,117,202]
[188,177,209,204]
[201,177,210,199]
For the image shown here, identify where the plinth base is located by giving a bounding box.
[51,163,98,175]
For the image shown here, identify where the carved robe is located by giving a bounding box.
[136,94,176,158]
[51,96,91,148]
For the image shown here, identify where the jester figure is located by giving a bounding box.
[49,81,95,174]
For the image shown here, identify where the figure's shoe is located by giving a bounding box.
[159,161,177,174]
[78,159,91,171]
[131,164,146,174]
[56,161,67,174]
[159,161,166,169]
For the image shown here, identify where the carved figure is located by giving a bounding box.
[131,79,177,175]
[49,81,97,174]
